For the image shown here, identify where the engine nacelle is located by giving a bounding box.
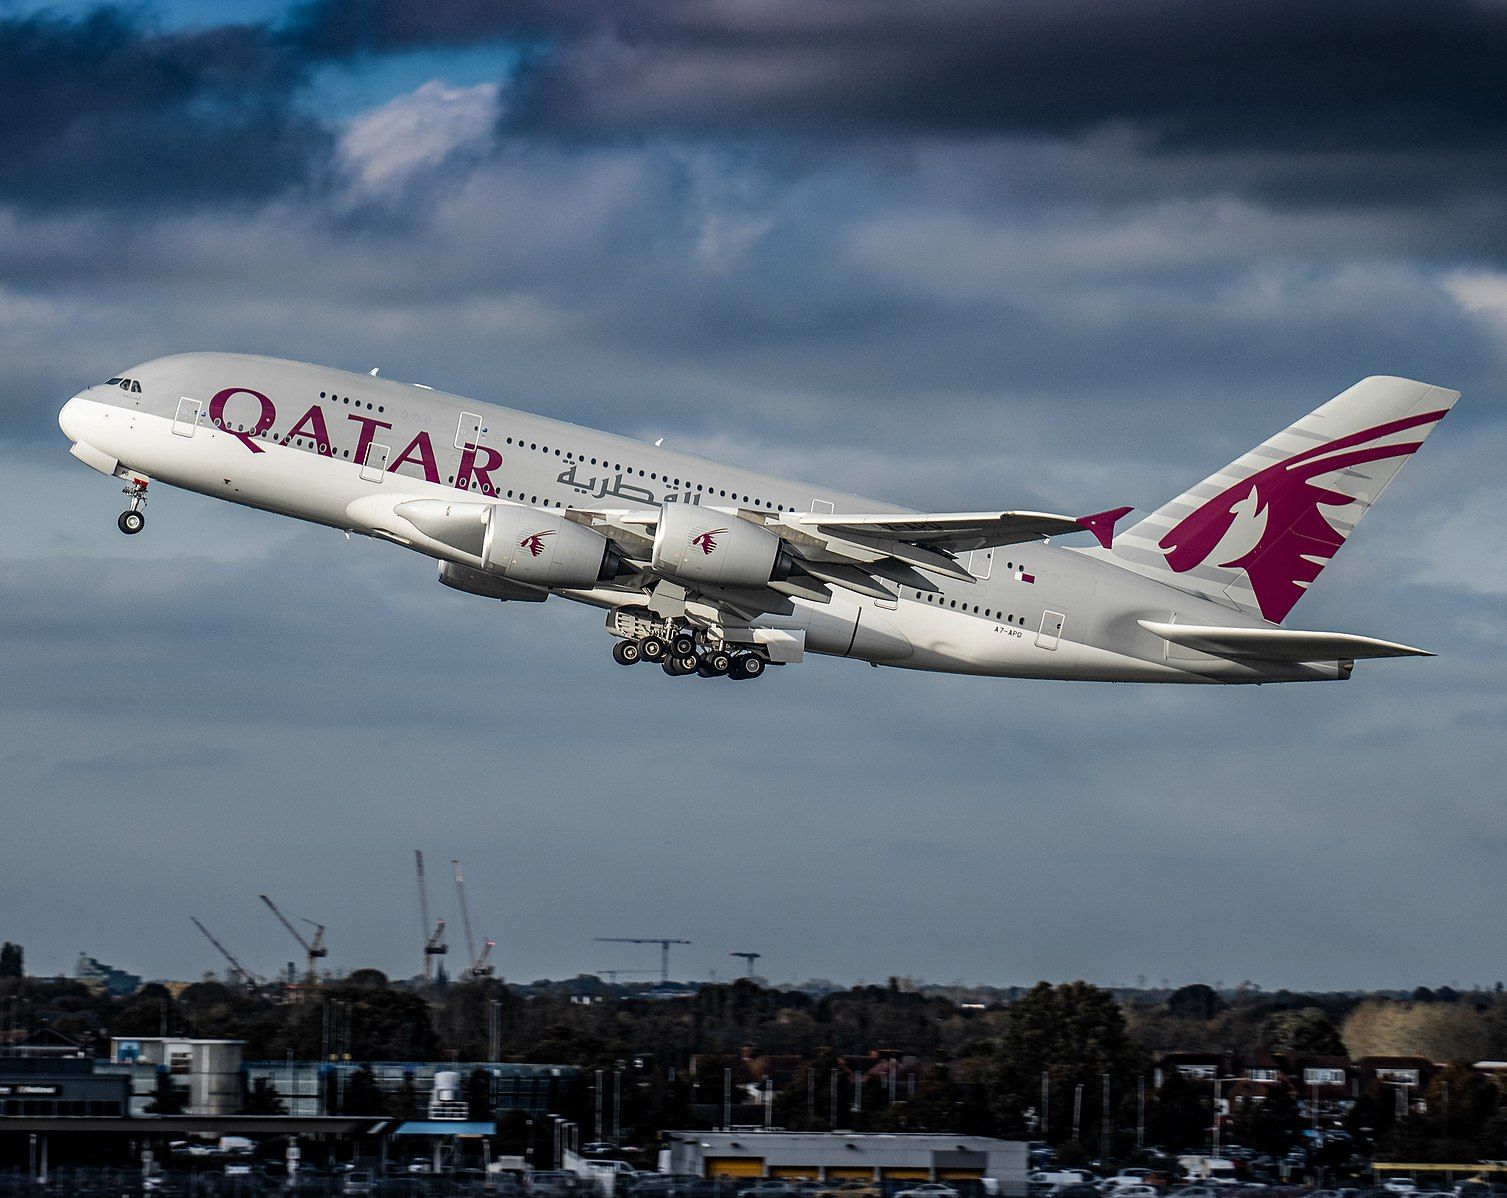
[651,504,793,588]
[483,505,620,587]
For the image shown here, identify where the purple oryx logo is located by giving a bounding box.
[691,528,728,555]
[1159,409,1448,623]
[520,531,553,558]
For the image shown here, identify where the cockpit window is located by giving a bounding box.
[105,377,142,392]
[105,378,123,385]
[130,380,141,392]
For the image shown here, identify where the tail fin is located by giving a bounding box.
[1105,376,1459,623]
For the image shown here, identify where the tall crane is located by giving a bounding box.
[259,894,327,991]
[730,952,762,977]
[415,850,447,987]
[189,916,261,993]
[593,937,690,984]
[452,859,496,979]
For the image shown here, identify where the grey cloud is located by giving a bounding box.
[0,8,329,210]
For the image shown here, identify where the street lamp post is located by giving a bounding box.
[1211,1076,1241,1159]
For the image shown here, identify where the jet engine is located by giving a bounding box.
[483,505,622,587]
[651,503,794,588]
[395,499,621,588]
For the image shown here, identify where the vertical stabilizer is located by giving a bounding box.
[1103,376,1458,623]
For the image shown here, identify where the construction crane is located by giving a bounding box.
[259,894,327,991]
[452,859,496,978]
[730,952,762,977]
[596,969,658,985]
[593,937,690,984]
[189,916,261,993]
[415,850,448,987]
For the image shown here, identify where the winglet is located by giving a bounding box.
[1077,506,1134,549]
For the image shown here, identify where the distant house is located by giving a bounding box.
[0,1027,87,1059]
[1153,1052,1236,1087]
[1355,1056,1434,1088]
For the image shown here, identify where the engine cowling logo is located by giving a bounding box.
[691,528,728,555]
[520,531,554,557]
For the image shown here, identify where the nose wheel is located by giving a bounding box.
[118,479,148,535]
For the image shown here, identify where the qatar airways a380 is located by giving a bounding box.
[59,353,1455,683]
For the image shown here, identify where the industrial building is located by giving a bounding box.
[664,1131,1027,1193]
[246,1060,581,1118]
[0,1057,130,1119]
[107,1037,246,1115]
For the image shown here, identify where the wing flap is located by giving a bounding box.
[799,509,1085,551]
[1138,620,1432,661]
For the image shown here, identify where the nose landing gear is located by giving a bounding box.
[117,479,148,535]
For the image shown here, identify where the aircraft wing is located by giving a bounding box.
[1138,621,1432,661]
[567,503,1097,610]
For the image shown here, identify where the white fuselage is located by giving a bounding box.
[58,352,1337,684]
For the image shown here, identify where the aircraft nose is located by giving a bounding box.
[58,394,84,443]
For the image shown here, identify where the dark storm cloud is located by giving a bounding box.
[0,7,329,209]
[288,0,1507,152]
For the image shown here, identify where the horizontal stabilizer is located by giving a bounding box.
[1138,621,1432,662]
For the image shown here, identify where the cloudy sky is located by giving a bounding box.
[3,0,1505,994]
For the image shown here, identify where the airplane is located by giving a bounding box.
[58,353,1456,684]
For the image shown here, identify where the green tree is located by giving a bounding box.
[146,1070,186,1115]
[0,942,22,978]
[243,1076,286,1115]
[1147,1068,1208,1149]
[1262,1008,1347,1056]
[341,1066,388,1115]
[1230,1085,1300,1154]
[466,1068,494,1121]
[1167,985,1222,1020]
[391,1074,423,1119]
[993,981,1142,1144]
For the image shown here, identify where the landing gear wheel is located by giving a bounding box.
[702,650,733,677]
[696,661,720,678]
[670,631,698,658]
[729,654,766,680]
[118,510,145,535]
[639,636,668,663]
[612,640,642,666]
[667,653,699,675]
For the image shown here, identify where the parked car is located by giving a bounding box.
[739,1183,797,1198]
[894,1185,960,1198]
[344,1172,375,1195]
[815,1183,881,1198]
[1382,1180,1418,1194]
[1032,1171,1096,1190]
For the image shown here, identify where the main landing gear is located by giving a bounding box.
[610,630,770,681]
[117,479,148,535]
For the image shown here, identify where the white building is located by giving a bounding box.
[105,1038,244,1116]
[664,1131,1027,1193]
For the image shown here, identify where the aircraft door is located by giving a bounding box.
[173,397,200,438]
[1037,609,1065,650]
[455,411,483,450]
[360,441,390,483]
